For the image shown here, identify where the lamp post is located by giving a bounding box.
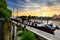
[14,8,18,40]
[11,8,17,40]
[17,8,18,18]
[41,12,43,23]
[13,8,14,17]
[40,7,43,23]
[11,8,14,40]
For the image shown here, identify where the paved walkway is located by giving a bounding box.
[54,30,60,38]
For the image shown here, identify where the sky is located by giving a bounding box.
[6,0,60,17]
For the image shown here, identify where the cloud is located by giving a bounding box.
[46,1,55,6]
[6,0,60,17]
[25,0,31,2]
[6,0,60,11]
[45,0,60,6]
[7,0,60,7]
[30,0,60,6]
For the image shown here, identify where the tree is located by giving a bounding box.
[27,15,32,20]
[0,0,12,20]
[20,16,27,20]
[0,0,7,9]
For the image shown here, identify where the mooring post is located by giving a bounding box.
[24,25,26,30]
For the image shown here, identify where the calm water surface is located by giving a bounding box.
[31,19,60,38]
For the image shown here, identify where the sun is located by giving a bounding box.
[40,12,46,17]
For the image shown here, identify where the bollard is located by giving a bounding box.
[24,25,26,30]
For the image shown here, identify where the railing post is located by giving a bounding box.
[0,18,5,40]
[13,24,17,40]
[11,26,13,40]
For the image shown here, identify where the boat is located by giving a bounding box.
[33,23,60,34]
[27,22,60,34]
[11,18,60,34]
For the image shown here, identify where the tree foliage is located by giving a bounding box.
[20,16,27,21]
[27,15,32,20]
[0,0,12,20]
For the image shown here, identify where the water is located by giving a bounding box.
[30,19,60,38]
[31,19,60,28]
[41,20,60,38]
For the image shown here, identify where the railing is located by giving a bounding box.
[12,21,60,40]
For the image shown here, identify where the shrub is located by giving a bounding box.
[17,30,24,37]
[17,26,24,31]
[17,26,36,40]
[21,30,36,40]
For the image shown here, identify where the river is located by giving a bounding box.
[30,19,60,38]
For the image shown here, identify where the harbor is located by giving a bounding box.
[11,18,60,40]
[1,0,60,40]
[11,17,60,40]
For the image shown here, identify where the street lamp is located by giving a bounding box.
[12,8,14,18]
[17,8,18,18]
[40,7,43,23]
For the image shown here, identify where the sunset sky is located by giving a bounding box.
[6,0,60,17]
